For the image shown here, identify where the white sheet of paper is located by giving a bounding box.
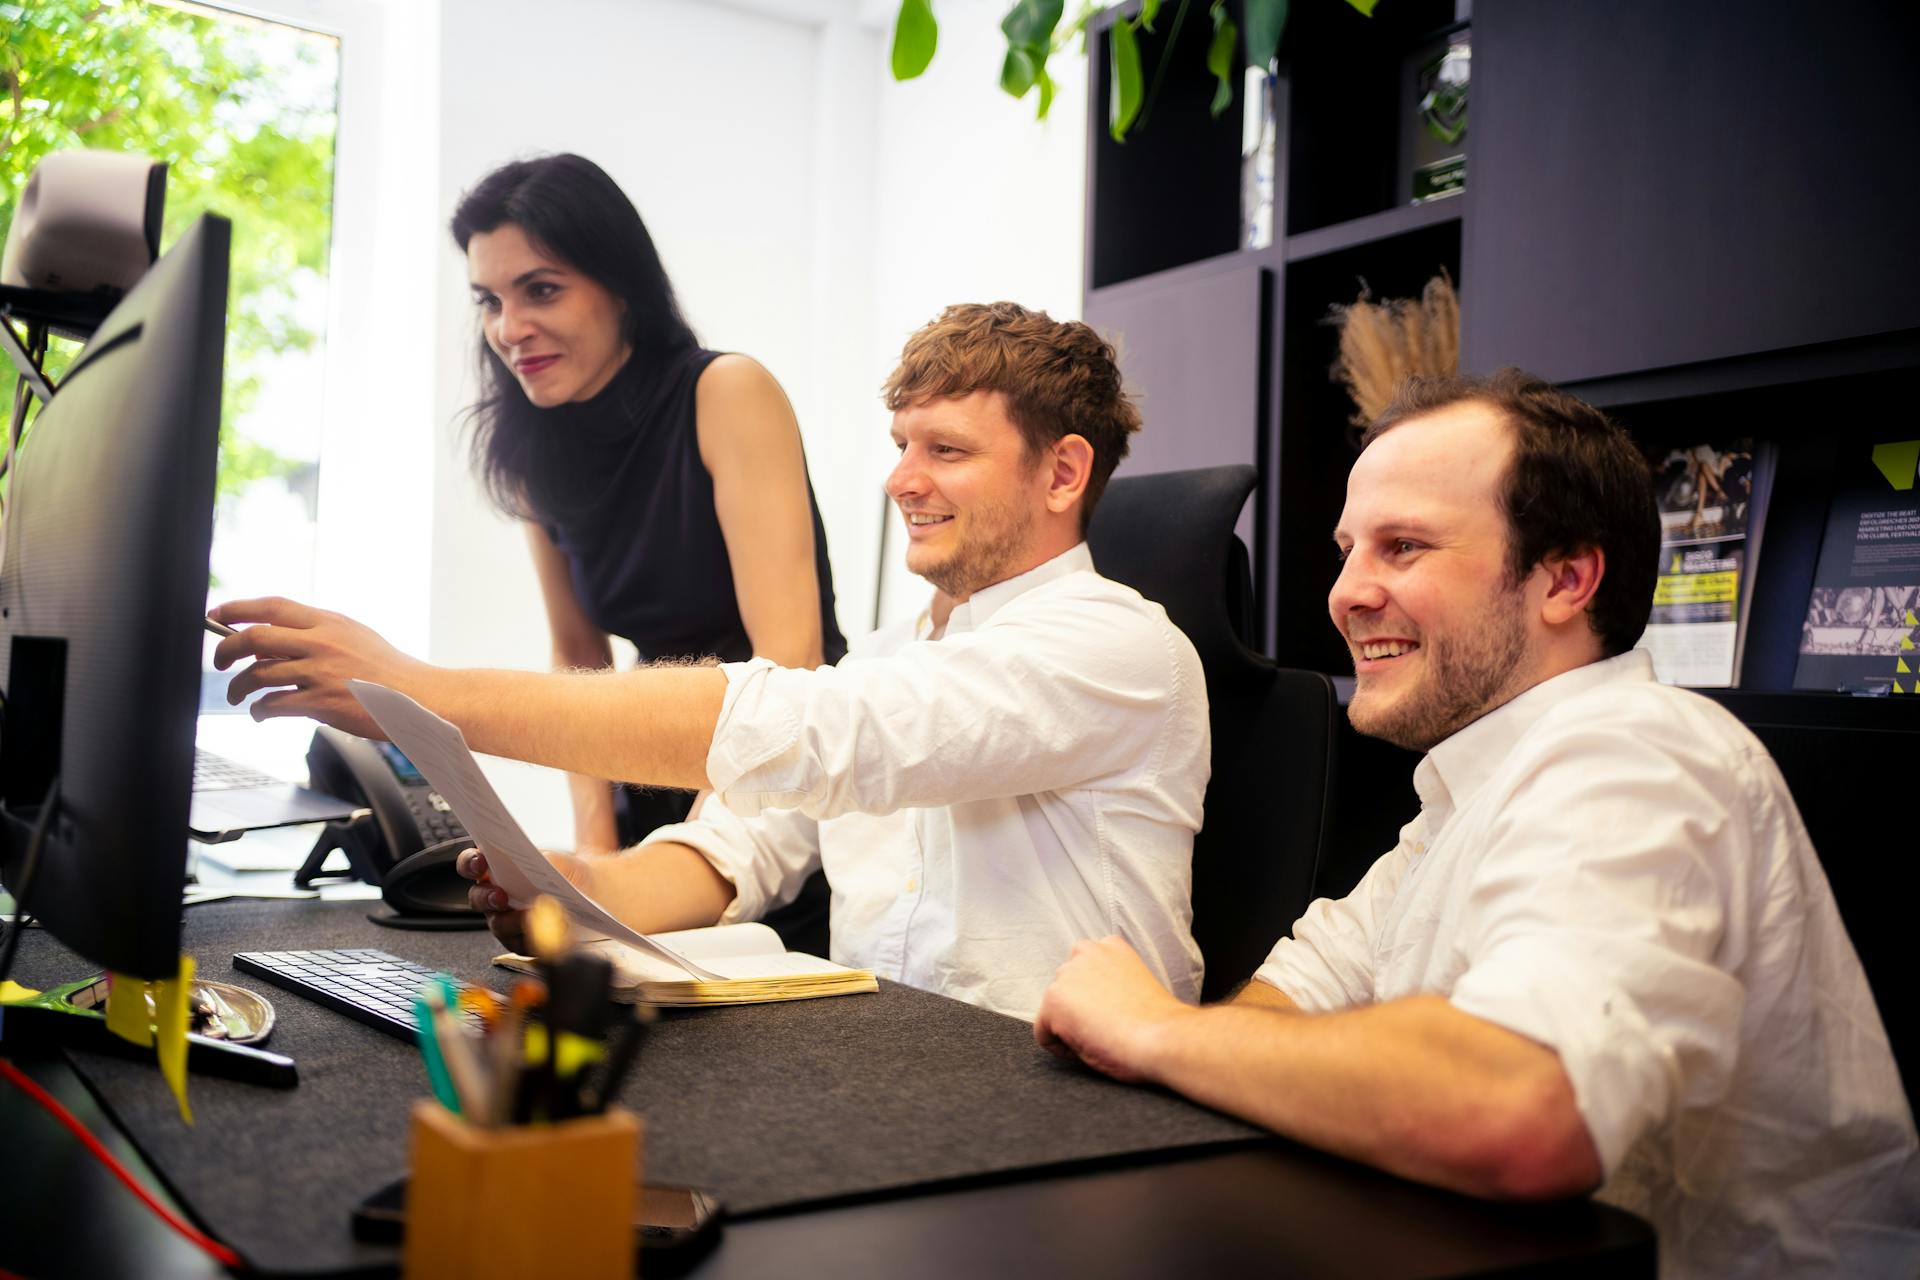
[348,680,719,982]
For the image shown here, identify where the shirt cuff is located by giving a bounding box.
[1448,935,1709,1177]
[1250,940,1346,1013]
[705,659,806,818]
[634,806,765,925]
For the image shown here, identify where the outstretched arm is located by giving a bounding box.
[1032,937,1602,1201]
[210,596,723,789]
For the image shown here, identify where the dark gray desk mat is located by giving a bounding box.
[9,900,1263,1277]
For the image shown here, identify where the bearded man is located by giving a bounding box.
[1033,370,1919,1278]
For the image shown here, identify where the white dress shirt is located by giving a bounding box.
[1254,650,1919,1279]
[639,543,1209,1020]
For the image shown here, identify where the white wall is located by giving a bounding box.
[862,0,1088,626]
[304,0,1089,844]
[427,0,835,841]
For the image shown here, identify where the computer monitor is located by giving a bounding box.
[0,213,229,981]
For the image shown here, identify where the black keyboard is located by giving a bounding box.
[194,747,285,792]
[233,948,485,1043]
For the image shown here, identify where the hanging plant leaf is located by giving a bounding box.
[1206,3,1238,117]
[1140,0,1162,32]
[891,0,939,81]
[999,0,1061,110]
[1344,0,1378,14]
[1109,17,1144,141]
[1035,64,1056,119]
[1002,44,1039,97]
[1243,0,1288,72]
[1000,0,1064,47]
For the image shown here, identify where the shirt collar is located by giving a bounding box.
[939,542,1096,636]
[1412,649,1657,824]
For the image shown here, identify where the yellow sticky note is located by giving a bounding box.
[0,980,41,1003]
[154,955,196,1125]
[104,973,154,1047]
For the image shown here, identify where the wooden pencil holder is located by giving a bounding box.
[402,1100,642,1280]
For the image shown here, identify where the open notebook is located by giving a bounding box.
[495,923,877,1007]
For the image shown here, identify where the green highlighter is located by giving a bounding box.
[414,989,461,1114]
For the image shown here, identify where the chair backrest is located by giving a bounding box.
[1089,465,1338,1000]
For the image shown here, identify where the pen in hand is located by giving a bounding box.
[204,615,236,638]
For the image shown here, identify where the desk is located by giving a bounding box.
[1,900,1653,1279]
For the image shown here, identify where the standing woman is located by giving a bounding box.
[452,154,844,949]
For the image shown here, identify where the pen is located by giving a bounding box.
[501,979,542,1125]
[203,615,236,638]
[429,979,492,1123]
[413,990,461,1115]
[547,952,611,1121]
[458,985,501,1030]
[580,1007,645,1115]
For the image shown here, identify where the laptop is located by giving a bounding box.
[188,747,360,842]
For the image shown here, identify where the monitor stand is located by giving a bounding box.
[0,998,298,1088]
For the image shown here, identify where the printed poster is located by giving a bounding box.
[1793,439,1920,695]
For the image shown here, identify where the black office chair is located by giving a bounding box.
[1089,465,1338,1000]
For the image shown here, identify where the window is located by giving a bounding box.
[2,0,341,724]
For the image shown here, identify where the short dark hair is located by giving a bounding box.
[450,153,697,522]
[1364,369,1659,657]
[881,302,1141,530]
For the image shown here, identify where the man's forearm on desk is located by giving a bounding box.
[1132,994,1602,1201]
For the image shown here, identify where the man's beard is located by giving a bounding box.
[914,496,1034,601]
[1347,586,1532,753]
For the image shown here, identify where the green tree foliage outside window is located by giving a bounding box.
[1,0,339,506]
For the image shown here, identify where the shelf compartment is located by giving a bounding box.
[1086,4,1245,290]
[1284,197,1461,264]
[1284,0,1462,237]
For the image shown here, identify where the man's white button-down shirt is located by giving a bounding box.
[1255,650,1919,1278]
[639,543,1209,1020]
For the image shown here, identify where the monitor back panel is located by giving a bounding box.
[0,214,228,979]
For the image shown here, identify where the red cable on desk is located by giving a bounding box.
[0,1056,243,1269]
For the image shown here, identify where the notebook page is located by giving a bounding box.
[648,923,786,961]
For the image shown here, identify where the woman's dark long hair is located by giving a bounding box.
[450,154,698,523]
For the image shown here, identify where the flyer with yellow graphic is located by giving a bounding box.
[1639,440,1771,687]
[1794,440,1920,695]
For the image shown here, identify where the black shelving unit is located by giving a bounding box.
[1080,4,1920,1056]
[1086,0,1473,669]
[1084,0,1920,702]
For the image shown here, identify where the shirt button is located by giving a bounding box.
[904,879,918,894]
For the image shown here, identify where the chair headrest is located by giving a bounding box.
[1086,464,1259,674]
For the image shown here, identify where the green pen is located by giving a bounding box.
[414,990,461,1114]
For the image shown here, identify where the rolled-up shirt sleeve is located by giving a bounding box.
[706,593,1191,821]
[1252,835,1417,1010]
[635,791,822,925]
[1445,715,1750,1176]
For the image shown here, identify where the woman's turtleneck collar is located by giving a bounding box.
[547,343,689,443]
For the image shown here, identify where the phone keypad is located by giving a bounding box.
[406,788,467,847]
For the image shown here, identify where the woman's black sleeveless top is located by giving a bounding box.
[541,346,847,667]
